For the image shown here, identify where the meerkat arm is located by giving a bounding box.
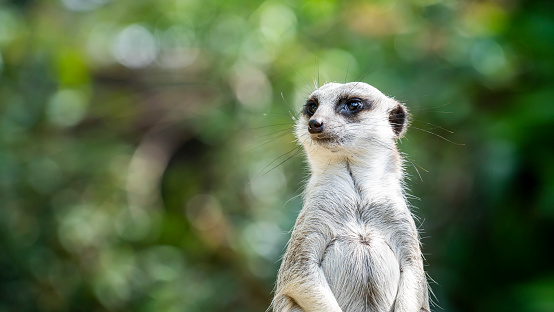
[274,281,342,312]
[388,215,429,312]
[393,263,428,312]
[273,222,342,312]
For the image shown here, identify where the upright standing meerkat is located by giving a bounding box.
[272,82,430,312]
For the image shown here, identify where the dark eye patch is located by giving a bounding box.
[336,96,372,118]
[303,98,318,117]
[345,99,363,112]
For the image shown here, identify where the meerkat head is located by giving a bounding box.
[295,82,408,158]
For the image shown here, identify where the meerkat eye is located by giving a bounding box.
[306,101,318,116]
[346,100,363,112]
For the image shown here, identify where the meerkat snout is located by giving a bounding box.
[307,119,324,133]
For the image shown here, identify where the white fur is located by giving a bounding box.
[272,82,429,312]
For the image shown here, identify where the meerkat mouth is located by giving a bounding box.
[311,135,342,145]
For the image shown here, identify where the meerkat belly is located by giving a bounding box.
[320,229,400,312]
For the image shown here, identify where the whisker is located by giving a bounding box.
[261,112,296,118]
[251,146,302,182]
[356,63,380,82]
[293,70,315,95]
[256,128,293,139]
[251,134,312,182]
[411,102,452,111]
[412,119,454,134]
[315,58,320,89]
[261,147,303,178]
[280,92,300,118]
[248,123,296,130]
[406,157,424,182]
[413,161,429,173]
[248,132,293,152]
[422,111,453,114]
[344,60,351,83]
[409,126,465,146]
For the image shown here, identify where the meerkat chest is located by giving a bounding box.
[304,180,403,311]
[318,216,400,312]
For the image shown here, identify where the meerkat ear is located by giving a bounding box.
[389,101,409,138]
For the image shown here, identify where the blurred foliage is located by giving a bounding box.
[0,0,553,311]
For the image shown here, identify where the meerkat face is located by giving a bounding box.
[295,82,408,156]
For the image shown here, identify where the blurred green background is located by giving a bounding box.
[1,0,553,311]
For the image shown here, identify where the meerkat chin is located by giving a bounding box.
[272,82,429,312]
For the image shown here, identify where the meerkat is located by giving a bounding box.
[271,82,430,312]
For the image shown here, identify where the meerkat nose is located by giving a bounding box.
[308,119,324,134]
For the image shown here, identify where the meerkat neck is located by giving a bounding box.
[307,147,404,203]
